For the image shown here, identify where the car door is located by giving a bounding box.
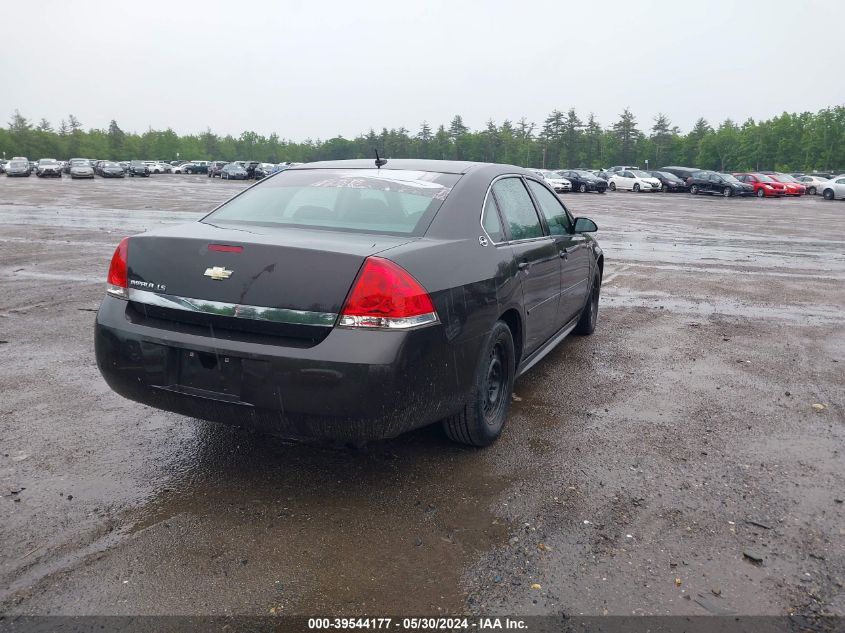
[707,173,721,194]
[525,179,591,325]
[491,176,561,354]
[620,171,636,190]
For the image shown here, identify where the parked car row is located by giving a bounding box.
[0,157,300,180]
[524,163,845,200]
[3,157,843,199]
[209,161,301,180]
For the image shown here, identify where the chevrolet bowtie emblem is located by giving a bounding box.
[204,266,233,280]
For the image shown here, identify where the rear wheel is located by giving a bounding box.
[808,186,816,195]
[690,184,699,195]
[723,187,733,197]
[661,184,668,193]
[757,188,765,198]
[575,269,601,335]
[442,320,515,447]
[579,183,587,193]
[609,181,616,191]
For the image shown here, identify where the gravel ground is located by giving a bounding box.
[0,174,842,617]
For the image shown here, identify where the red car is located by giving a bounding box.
[762,172,806,196]
[734,173,788,198]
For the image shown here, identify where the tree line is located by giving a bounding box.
[2,105,843,172]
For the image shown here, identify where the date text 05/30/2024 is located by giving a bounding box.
[307,617,527,630]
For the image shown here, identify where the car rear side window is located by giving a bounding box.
[491,177,544,241]
[526,180,572,236]
[204,169,459,236]
[482,195,504,242]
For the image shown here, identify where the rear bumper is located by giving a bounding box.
[94,295,469,441]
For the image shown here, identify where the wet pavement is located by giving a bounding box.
[0,175,843,616]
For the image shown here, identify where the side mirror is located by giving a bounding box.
[573,217,598,233]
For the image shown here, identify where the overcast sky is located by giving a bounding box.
[2,0,843,140]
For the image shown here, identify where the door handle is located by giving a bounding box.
[517,260,530,271]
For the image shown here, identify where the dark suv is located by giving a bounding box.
[688,171,754,197]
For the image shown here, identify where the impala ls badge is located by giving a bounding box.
[204,266,233,280]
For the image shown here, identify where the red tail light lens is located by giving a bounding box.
[208,244,243,253]
[339,257,437,329]
[106,237,129,298]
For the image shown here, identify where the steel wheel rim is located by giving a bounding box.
[483,341,507,424]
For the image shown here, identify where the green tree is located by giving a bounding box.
[611,108,641,164]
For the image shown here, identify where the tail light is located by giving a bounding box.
[339,257,438,329]
[106,237,130,299]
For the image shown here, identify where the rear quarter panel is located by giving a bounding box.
[383,165,524,401]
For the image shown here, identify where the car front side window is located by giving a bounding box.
[526,180,572,236]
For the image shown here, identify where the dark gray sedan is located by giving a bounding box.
[95,159,604,447]
[100,161,126,178]
[221,163,248,180]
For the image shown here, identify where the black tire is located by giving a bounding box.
[442,320,515,447]
[823,189,834,200]
[579,183,587,193]
[609,181,616,191]
[661,184,668,193]
[808,186,816,195]
[575,269,601,335]
[723,187,733,197]
[690,184,699,195]
[757,188,765,198]
[633,183,640,192]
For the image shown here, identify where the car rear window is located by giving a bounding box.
[204,168,460,236]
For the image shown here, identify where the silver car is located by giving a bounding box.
[69,159,95,179]
[5,159,31,177]
[36,158,63,177]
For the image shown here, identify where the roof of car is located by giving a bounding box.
[289,159,489,175]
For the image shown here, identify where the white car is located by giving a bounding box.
[529,169,572,193]
[820,176,845,200]
[607,169,661,192]
[795,175,830,196]
[144,161,170,174]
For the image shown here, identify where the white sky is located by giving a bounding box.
[2,0,843,139]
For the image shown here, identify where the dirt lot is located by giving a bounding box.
[0,175,843,617]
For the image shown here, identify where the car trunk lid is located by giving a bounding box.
[125,221,414,343]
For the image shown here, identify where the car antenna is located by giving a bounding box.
[374,149,387,169]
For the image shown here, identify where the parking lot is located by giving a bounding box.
[0,175,843,617]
